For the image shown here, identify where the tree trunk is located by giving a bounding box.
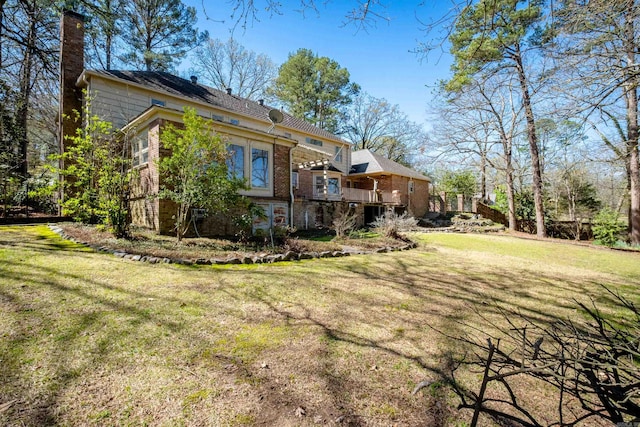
[514,47,546,237]
[624,0,640,245]
[505,157,517,231]
[16,0,36,179]
[480,151,487,200]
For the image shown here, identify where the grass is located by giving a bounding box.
[1,225,639,426]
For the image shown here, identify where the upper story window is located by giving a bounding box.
[212,114,224,121]
[227,144,245,180]
[132,130,149,167]
[151,98,165,107]
[251,147,269,188]
[306,137,323,147]
[230,118,240,125]
[335,146,343,163]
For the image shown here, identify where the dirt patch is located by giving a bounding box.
[57,223,413,262]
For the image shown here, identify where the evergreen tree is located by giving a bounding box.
[269,48,359,133]
[122,0,206,71]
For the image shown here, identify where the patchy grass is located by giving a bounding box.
[1,226,639,426]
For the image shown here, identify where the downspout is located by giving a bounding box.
[290,145,295,228]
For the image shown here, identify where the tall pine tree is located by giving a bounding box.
[447,0,548,237]
[123,0,206,71]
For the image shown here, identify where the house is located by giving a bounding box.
[58,10,430,236]
[347,149,431,224]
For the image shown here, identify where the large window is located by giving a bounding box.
[314,175,340,197]
[132,130,149,166]
[251,147,269,188]
[227,144,245,180]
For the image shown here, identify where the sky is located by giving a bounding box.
[179,1,455,127]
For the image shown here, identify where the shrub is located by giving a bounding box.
[332,211,358,239]
[592,207,626,247]
[371,212,418,238]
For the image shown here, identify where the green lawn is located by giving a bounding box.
[1,225,638,426]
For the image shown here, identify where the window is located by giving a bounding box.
[230,118,239,125]
[314,176,324,195]
[327,177,340,195]
[131,131,149,166]
[314,175,340,196]
[292,171,299,189]
[334,146,343,163]
[306,137,323,147]
[212,114,223,121]
[251,148,269,188]
[227,144,245,180]
[408,181,415,194]
[151,98,165,106]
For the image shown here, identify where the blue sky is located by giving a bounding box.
[180,1,454,126]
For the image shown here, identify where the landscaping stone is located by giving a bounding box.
[48,224,419,266]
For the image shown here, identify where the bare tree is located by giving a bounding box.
[554,0,640,244]
[190,38,277,100]
[0,0,57,180]
[343,92,425,166]
[430,73,524,230]
[436,287,640,426]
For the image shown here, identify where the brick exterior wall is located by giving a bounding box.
[273,144,291,200]
[59,11,85,197]
[129,117,295,237]
[410,179,430,218]
[130,120,162,230]
[294,169,314,200]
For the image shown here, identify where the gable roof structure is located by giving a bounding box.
[80,70,346,145]
[350,149,430,181]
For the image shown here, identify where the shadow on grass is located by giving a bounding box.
[1,226,638,425]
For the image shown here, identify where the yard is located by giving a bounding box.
[1,225,639,426]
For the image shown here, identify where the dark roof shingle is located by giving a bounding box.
[350,149,429,181]
[90,70,345,143]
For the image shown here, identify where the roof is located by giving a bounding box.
[350,149,430,181]
[84,70,346,144]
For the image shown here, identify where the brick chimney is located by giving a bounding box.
[58,10,85,202]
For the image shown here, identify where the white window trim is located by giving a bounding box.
[227,140,272,197]
[313,171,341,200]
[132,129,149,167]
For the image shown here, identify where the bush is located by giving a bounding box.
[592,207,626,247]
[332,211,358,239]
[371,212,418,238]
